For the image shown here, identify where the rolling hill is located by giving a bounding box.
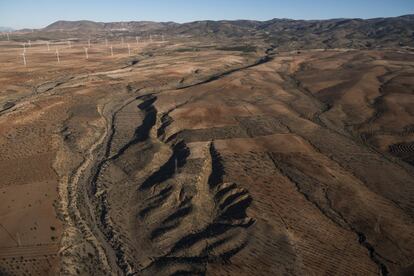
[38,15,414,49]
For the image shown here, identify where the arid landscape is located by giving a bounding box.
[0,14,414,276]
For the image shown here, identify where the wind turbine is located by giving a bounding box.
[127,43,131,56]
[136,36,139,45]
[56,48,60,63]
[16,232,21,246]
[6,32,9,41]
[84,47,89,59]
[28,40,31,47]
[21,52,27,67]
[110,45,113,56]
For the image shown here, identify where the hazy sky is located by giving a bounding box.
[1,0,413,29]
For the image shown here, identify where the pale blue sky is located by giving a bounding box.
[0,0,413,29]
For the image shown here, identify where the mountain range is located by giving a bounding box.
[11,15,414,49]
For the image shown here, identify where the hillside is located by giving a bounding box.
[38,15,414,49]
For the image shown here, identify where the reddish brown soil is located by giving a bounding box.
[0,38,413,275]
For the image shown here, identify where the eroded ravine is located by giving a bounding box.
[88,93,255,275]
[51,51,272,275]
[56,103,115,275]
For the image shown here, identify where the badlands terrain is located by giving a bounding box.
[0,16,414,276]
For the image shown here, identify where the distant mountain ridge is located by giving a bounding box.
[44,20,178,32]
[36,15,414,49]
[0,26,14,32]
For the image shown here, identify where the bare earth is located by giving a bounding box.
[0,37,414,276]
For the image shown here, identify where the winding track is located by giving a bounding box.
[58,103,114,274]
